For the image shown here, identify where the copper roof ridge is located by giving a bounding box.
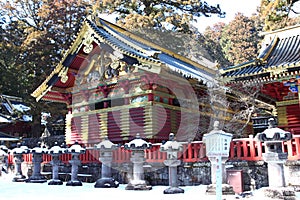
[96,17,216,75]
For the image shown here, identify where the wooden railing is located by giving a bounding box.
[7,136,300,165]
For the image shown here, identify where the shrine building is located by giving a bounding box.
[32,16,248,147]
[221,25,300,135]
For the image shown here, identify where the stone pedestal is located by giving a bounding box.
[27,152,47,183]
[124,134,152,190]
[163,159,184,194]
[208,157,228,184]
[206,156,234,195]
[125,151,151,190]
[66,154,82,186]
[94,152,119,188]
[48,143,65,185]
[263,152,288,187]
[12,144,29,182]
[260,187,296,200]
[66,142,85,186]
[160,133,184,194]
[0,148,7,176]
[48,155,63,185]
[94,137,119,188]
[12,154,27,182]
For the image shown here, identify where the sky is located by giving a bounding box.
[195,0,261,32]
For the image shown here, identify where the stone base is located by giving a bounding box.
[26,175,47,183]
[125,180,152,190]
[12,175,27,182]
[94,177,119,188]
[66,180,83,186]
[163,186,184,194]
[261,187,296,200]
[48,179,63,185]
[206,184,235,195]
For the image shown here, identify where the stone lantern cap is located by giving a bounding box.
[124,133,152,150]
[95,136,118,150]
[12,143,29,154]
[30,142,47,154]
[160,133,183,152]
[255,118,292,142]
[67,141,86,154]
[48,142,66,154]
[0,148,7,156]
[0,145,8,152]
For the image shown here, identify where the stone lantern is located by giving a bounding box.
[11,142,29,182]
[94,136,119,188]
[47,142,66,185]
[124,133,152,190]
[27,142,48,183]
[256,118,292,188]
[160,133,184,194]
[66,141,86,186]
[0,146,8,176]
[203,121,234,199]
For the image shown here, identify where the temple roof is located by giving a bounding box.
[0,94,32,123]
[32,16,217,103]
[221,25,300,84]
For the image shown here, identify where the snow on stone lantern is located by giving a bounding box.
[27,142,48,183]
[66,141,86,186]
[47,142,66,185]
[255,117,294,198]
[203,121,234,199]
[160,133,184,194]
[124,133,152,190]
[94,136,119,188]
[11,142,29,182]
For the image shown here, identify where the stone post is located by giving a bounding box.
[12,143,29,182]
[203,121,234,198]
[124,133,152,190]
[208,157,228,184]
[48,142,66,185]
[66,141,86,186]
[27,143,47,183]
[94,137,119,188]
[160,133,184,194]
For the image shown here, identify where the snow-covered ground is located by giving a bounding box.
[0,173,299,200]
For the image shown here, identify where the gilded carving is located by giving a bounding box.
[58,66,69,83]
[82,29,94,54]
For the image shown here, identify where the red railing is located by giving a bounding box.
[7,136,300,165]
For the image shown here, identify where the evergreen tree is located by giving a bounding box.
[97,0,225,32]
[259,0,300,31]
[220,13,262,65]
[201,22,231,67]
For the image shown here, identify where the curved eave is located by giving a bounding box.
[257,36,279,61]
[31,22,91,102]
[220,60,258,74]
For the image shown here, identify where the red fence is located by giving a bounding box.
[7,136,300,165]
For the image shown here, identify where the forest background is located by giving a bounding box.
[0,0,299,138]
